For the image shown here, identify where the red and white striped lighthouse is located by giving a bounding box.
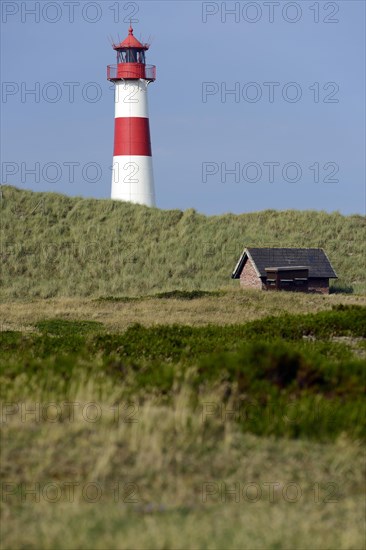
[107,26,156,206]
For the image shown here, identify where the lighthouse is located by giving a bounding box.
[107,26,156,206]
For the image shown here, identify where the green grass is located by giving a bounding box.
[1,307,365,441]
[1,185,365,298]
[35,318,104,336]
[1,306,365,548]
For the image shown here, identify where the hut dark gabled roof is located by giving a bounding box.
[231,248,337,279]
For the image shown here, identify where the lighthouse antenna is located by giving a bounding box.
[142,34,153,48]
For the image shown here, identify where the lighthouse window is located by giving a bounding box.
[126,49,138,63]
[116,49,145,64]
[117,51,126,63]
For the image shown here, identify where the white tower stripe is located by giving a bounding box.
[111,155,155,207]
[115,80,150,119]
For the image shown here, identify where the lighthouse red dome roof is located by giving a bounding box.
[113,25,149,50]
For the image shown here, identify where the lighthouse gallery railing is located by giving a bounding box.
[107,64,156,81]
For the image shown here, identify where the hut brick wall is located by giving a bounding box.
[308,278,330,294]
[239,259,263,289]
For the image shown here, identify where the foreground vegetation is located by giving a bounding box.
[2,418,364,550]
[1,304,365,548]
[1,185,365,298]
[2,305,365,442]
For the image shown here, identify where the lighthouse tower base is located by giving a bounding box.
[111,155,155,206]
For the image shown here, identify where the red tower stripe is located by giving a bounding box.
[114,117,152,157]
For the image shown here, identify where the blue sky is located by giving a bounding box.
[1,0,365,214]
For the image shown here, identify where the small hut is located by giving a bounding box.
[231,248,337,293]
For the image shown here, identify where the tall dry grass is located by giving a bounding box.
[1,376,364,549]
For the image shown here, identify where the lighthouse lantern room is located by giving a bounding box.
[107,26,156,206]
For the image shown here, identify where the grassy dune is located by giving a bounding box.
[1,185,365,298]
